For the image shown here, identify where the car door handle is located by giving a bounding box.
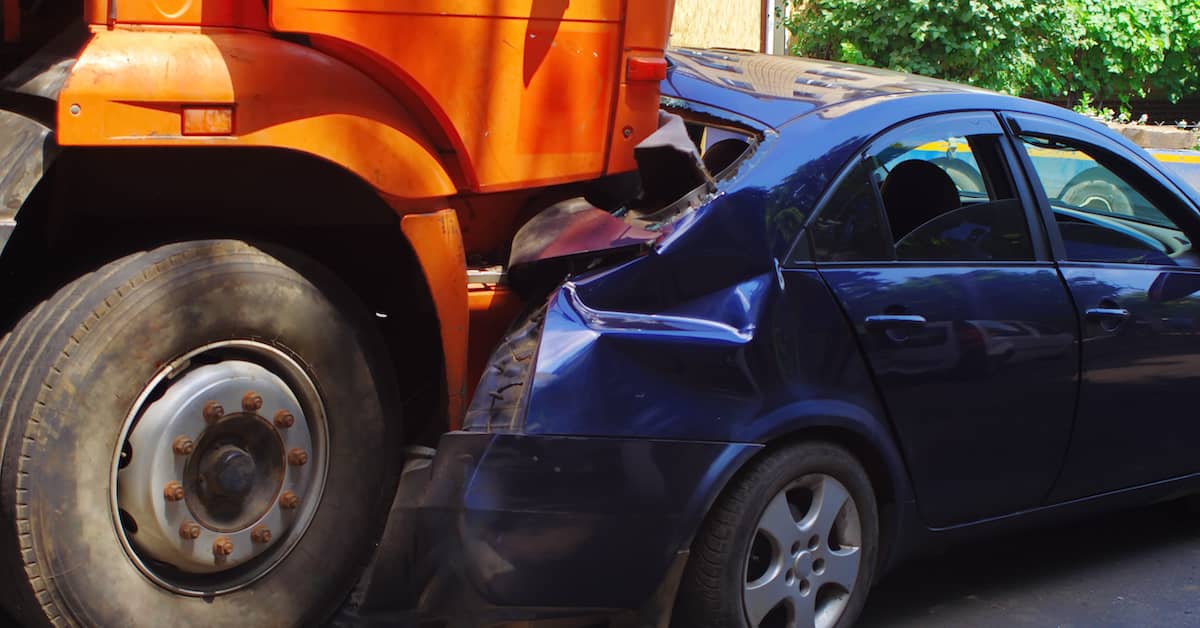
[1085,305,1130,333]
[1084,307,1130,320]
[864,314,927,329]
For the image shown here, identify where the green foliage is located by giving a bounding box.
[784,0,1200,106]
[1070,0,1170,102]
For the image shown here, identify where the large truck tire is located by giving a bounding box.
[0,240,402,626]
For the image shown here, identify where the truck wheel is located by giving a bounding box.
[0,240,401,627]
[674,442,879,628]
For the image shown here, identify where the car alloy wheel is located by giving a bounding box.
[744,474,862,628]
[673,441,878,628]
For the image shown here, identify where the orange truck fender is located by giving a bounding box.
[57,28,457,206]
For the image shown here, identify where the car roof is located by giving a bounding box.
[663,48,995,128]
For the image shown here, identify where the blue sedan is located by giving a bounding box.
[371,49,1200,628]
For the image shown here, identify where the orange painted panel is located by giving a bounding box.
[606,77,664,173]
[454,191,533,258]
[270,0,669,192]
[58,30,456,202]
[466,285,525,402]
[625,0,677,50]
[273,0,622,23]
[83,0,107,24]
[111,0,268,28]
[402,211,470,429]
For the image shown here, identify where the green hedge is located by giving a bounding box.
[784,0,1200,107]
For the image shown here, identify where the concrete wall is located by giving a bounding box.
[671,0,763,51]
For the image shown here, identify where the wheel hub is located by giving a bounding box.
[114,346,327,589]
[205,447,255,498]
[184,413,286,532]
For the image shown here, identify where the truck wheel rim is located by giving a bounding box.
[743,474,862,628]
[111,340,329,595]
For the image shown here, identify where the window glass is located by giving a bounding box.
[1018,136,1188,266]
[808,163,891,262]
[871,127,1033,262]
[1162,160,1200,197]
[882,136,986,199]
[808,117,1037,263]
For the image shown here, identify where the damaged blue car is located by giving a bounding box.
[363,50,1200,628]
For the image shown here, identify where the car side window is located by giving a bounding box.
[873,127,1033,262]
[1017,136,1188,266]
[808,114,1036,263]
[807,163,892,262]
[881,136,986,196]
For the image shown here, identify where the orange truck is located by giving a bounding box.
[0,2,672,625]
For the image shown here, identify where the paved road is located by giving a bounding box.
[3,502,1198,627]
[858,501,1200,628]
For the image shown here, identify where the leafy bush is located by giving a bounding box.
[784,0,1200,106]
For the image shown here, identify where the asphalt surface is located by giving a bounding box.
[858,501,1200,628]
[2,502,1197,627]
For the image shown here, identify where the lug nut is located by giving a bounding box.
[251,525,273,544]
[242,391,263,413]
[287,448,308,467]
[163,480,185,502]
[279,490,300,510]
[212,536,234,557]
[273,409,295,429]
[203,400,225,423]
[179,520,202,540]
[172,435,195,456]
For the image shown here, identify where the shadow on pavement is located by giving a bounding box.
[3,502,1199,627]
[859,501,1200,628]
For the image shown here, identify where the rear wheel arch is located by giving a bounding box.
[764,426,903,567]
[676,420,909,589]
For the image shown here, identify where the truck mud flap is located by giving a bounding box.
[0,108,53,251]
[0,21,86,254]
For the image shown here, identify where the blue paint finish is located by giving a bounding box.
[819,265,1079,525]
[1049,264,1200,501]
[428,432,758,609]
[523,265,915,513]
[525,278,766,439]
[664,48,996,128]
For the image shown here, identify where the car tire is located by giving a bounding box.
[929,157,984,194]
[1060,167,1135,215]
[674,441,879,628]
[0,240,401,627]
